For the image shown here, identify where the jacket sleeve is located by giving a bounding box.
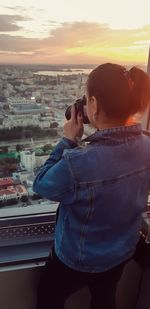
[33,138,78,202]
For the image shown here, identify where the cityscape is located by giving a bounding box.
[0,65,93,210]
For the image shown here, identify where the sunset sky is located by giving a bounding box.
[0,0,149,65]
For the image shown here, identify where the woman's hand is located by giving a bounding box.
[63,105,84,142]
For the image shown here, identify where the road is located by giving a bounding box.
[0,137,60,150]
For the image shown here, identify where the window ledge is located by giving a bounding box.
[0,204,58,271]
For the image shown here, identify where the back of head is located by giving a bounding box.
[87,63,150,121]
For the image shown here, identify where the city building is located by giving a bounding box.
[20,151,35,171]
[35,154,49,168]
[15,185,28,198]
[0,186,18,203]
[0,177,14,188]
[13,170,34,183]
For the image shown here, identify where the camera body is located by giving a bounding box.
[65,95,89,124]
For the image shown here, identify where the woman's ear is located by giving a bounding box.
[90,96,99,114]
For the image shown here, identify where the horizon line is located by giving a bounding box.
[0,62,147,67]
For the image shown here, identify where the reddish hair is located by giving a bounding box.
[87,63,150,121]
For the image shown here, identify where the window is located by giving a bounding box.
[0,5,150,266]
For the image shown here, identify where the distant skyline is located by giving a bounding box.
[0,0,149,65]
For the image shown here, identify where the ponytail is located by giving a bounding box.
[128,67,150,115]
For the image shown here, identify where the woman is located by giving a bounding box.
[33,63,150,309]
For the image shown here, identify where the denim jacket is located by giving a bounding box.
[33,124,150,272]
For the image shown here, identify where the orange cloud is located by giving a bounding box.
[0,21,149,64]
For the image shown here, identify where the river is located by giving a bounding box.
[34,68,93,77]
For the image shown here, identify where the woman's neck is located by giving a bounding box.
[95,118,135,130]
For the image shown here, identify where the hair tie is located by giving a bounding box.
[123,70,134,90]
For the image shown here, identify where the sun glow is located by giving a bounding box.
[0,0,149,64]
[66,45,149,65]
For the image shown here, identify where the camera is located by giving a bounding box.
[65,95,89,124]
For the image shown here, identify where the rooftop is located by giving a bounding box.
[0,186,16,196]
[16,185,28,194]
[0,177,14,187]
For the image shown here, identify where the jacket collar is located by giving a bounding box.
[82,123,142,145]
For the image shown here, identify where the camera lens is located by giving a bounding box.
[65,96,89,124]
